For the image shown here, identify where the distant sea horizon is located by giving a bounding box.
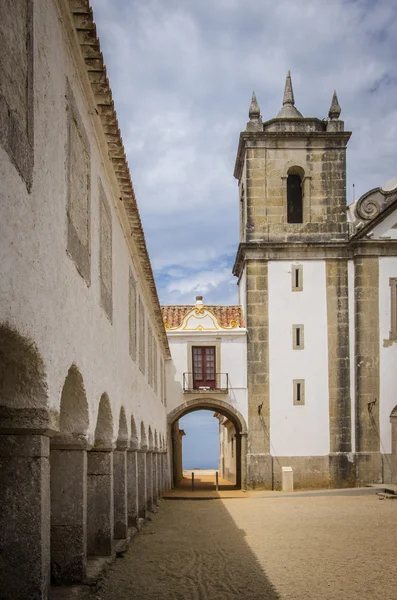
[183,462,218,470]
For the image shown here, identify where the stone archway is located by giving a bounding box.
[168,398,248,489]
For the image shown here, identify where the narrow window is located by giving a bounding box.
[293,325,304,349]
[287,173,303,223]
[138,297,145,374]
[293,379,305,405]
[292,265,303,292]
[231,436,234,458]
[390,278,397,339]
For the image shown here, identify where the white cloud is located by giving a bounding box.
[92,0,397,305]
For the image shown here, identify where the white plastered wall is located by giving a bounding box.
[0,0,167,446]
[268,260,330,456]
[379,256,397,453]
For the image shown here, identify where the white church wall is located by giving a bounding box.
[370,210,397,240]
[268,260,330,456]
[379,256,397,453]
[348,259,356,453]
[165,332,248,423]
[0,0,167,445]
[238,266,247,319]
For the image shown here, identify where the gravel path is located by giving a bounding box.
[87,493,396,600]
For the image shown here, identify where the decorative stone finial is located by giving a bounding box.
[276,71,303,119]
[328,90,341,120]
[283,70,294,106]
[249,92,261,120]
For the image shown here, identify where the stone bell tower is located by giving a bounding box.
[234,73,353,489]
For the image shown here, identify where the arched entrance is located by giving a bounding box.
[168,398,247,489]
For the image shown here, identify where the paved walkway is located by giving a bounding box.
[68,489,397,600]
[163,471,249,499]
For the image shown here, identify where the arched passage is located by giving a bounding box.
[168,398,248,490]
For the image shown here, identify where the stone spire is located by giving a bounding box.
[246,91,262,131]
[249,91,261,120]
[276,71,303,119]
[328,90,341,120]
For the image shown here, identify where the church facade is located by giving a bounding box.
[232,73,397,489]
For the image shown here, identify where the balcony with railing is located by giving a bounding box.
[183,372,229,394]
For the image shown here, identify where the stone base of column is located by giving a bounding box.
[127,450,138,526]
[50,447,87,583]
[0,434,50,599]
[113,450,128,540]
[87,450,114,556]
[146,451,153,511]
[246,453,273,490]
[355,452,383,485]
[137,451,147,519]
[328,453,356,488]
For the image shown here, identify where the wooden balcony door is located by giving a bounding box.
[192,346,216,389]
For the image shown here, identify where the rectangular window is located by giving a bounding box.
[192,346,216,389]
[138,297,145,374]
[292,324,304,349]
[292,264,303,292]
[147,324,153,386]
[153,340,158,394]
[160,358,164,403]
[390,278,397,339]
[99,191,112,321]
[293,379,305,405]
[129,271,137,361]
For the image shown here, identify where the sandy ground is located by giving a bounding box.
[80,492,396,600]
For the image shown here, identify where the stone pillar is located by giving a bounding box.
[127,449,138,526]
[354,257,382,483]
[152,452,159,505]
[87,450,114,556]
[326,260,354,487]
[137,449,147,519]
[245,259,272,489]
[50,442,87,583]
[113,446,128,540]
[157,453,163,498]
[146,450,153,511]
[0,434,50,599]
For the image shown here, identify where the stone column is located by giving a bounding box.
[354,256,382,483]
[113,445,128,540]
[137,449,147,519]
[326,259,354,487]
[152,452,159,505]
[50,439,88,584]
[127,448,138,526]
[157,453,163,498]
[146,450,153,511]
[87,449,114,556]
[245,258,272,489]
[0,434,51,600]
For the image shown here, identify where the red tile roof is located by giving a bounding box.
[161,305,245,330]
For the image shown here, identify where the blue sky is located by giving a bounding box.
[91,0,397,464]
[93,0,397,306]
[180,411,219,470]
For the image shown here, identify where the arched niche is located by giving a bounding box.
[286,166,305,224]
[94,393,113,449]
[0,323,50,432]
[140,421,148,451]
[130,414,139,450]
[53,364,89,447]
[116,406,128,450]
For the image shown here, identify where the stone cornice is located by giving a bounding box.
[233,129,351,180]
[61,0,170,358]
[233,240,397,276]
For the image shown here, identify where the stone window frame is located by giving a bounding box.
[291,264,303,292]
[147,323,153,387]
[293,379,305,405]
[66,81,91,286]
[160,358,164,403]
[389,278,397,340]
[138,297,146,375]
[281,165,312,224]
[99,184,113,322]
[292,324,304,350]
[153,338,158,394]
[0,0,34,191]
[187,341,221,390]
[129,269,137,361]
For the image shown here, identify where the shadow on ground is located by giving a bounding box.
[83,499,280,600]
